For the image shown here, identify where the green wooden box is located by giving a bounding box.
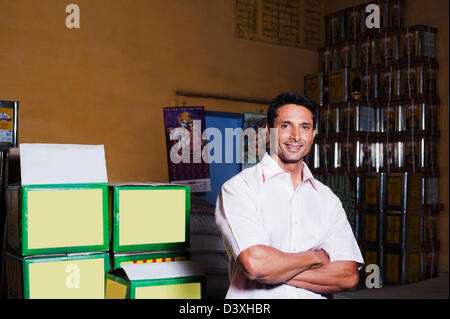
[6,252,110,299]
[105,260,205,299]
[109,183,190,253]
[6,143,110,256]
[6,183,110,256]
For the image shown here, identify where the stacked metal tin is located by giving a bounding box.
[305,0,441,287]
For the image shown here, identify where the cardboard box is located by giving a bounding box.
[339,102,357,131]
[378,68,401,100]
[402,101,425,130]
[357,141,377,169]
[382,173,407,210]
[339,141,356,168]
[358,104,377,131]
[424,177,439,206]
[329,68,359,103]
[304,73,324,106]
[339,41,359,69]
[325,10,346,44]
[361,210,381,245]
[380,140,403,169]
[384,247,423,285]
[427,103,439,131]
[320,105,338,133]
[424,138,438,168]
[105,260,205,299]
[377,30,400,65]
[360,242,385,287]
[362,174,381,209]
[389,0,405,30]
[405,173,424,209]
[110,183,190,253]
[358,36,377,67]
[6,252,109,299]
[318,140,335,169]
[404,139,421,169]
[401,25,437,60]
[379,103,401,132]
[346,4,365,40]
[384,211,423,248]
[361,71,378,101]
[6,144,109,256]
[318,46,339,73]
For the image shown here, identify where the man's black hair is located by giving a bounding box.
[267,92,317,128]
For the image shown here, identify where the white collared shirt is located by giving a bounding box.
[215,153,364,299]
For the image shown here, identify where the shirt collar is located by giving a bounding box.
[260,153,319,191]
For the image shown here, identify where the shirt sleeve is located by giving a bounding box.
[215,175,270,260]
[320,194,365,270]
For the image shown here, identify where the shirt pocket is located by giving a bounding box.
[301,221,329,251]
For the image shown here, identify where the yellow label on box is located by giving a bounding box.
[0,107,14,143]
[134,282,201,299]
[119,189,186,246]
[365,251,377,266]
[330,73,344,101]
[407,215,421,246]
[364,214,377,242]
[365,178,378,206]
[386,253,399,283]
[27,257,105,299]
[0,107,13,130]
[408,176,422,207]
[386,215,401,244]
[387,177,402,207]
[27,189,104,249]
[407,252,421,283]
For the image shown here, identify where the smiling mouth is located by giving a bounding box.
[285,144,303,151]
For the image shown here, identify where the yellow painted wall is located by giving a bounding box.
[324,0,449,274]
[0,0,317,183]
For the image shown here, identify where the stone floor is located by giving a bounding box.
[333,274,449,299]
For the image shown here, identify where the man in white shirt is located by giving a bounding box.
[215,92,364,299]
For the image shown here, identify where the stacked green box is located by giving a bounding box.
[107,183,205,299]
[109,183,190,253]
[106,260,205,299]
[5,144,110,299]
[6,252,110,299]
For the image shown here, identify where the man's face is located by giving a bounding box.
[268,104,316,164]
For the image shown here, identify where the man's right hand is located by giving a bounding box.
[310,249,330,268]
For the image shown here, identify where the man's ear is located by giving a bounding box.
[265,124,271,143]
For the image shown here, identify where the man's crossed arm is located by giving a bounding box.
[237,245,359,294]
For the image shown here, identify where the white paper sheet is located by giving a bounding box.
[120,260,204,281]
[20,143,108,185]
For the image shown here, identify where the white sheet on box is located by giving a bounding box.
[120,260,204,281]
[20,143,108,185]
